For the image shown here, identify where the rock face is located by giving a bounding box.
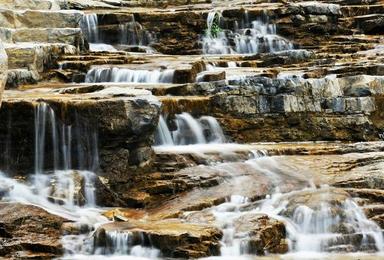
[0,202,67,259]
[0,43,7,107]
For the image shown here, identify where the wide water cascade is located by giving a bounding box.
[85,67,175,84]
[203,11,293,55]
[155,113,226,146]
[201,155,384,257]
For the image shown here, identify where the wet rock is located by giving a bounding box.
[94,220,222,258]
[0,202,67,259]
[234,214,288,255]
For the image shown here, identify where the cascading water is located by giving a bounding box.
[34,102,99,173]
[201,155,384,257]
[80,13,153,52]
[80,14,99,43]
[202,10,293,55]
[85,67,175,84]
[0,102,103,220]
[94,231,160,257]
[154,113,226,146]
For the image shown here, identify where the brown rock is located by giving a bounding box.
[0,202,67,259]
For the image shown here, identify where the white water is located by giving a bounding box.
[85,67,175,84]
[155,113,226,146]
[203,11,293,55]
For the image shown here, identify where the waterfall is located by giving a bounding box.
[155,115,174,146]
[119,17,153,46]
[155,113,226,146]
[97,231,160,257]
[80,13,153,52]
[203,11,293,55]
[31,102,100,207]
[85,67,175,84]
[80,14,99,43]
[34,102,99,172]
[203,11,233,55]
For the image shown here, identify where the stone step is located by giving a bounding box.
[0,28,85,49]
